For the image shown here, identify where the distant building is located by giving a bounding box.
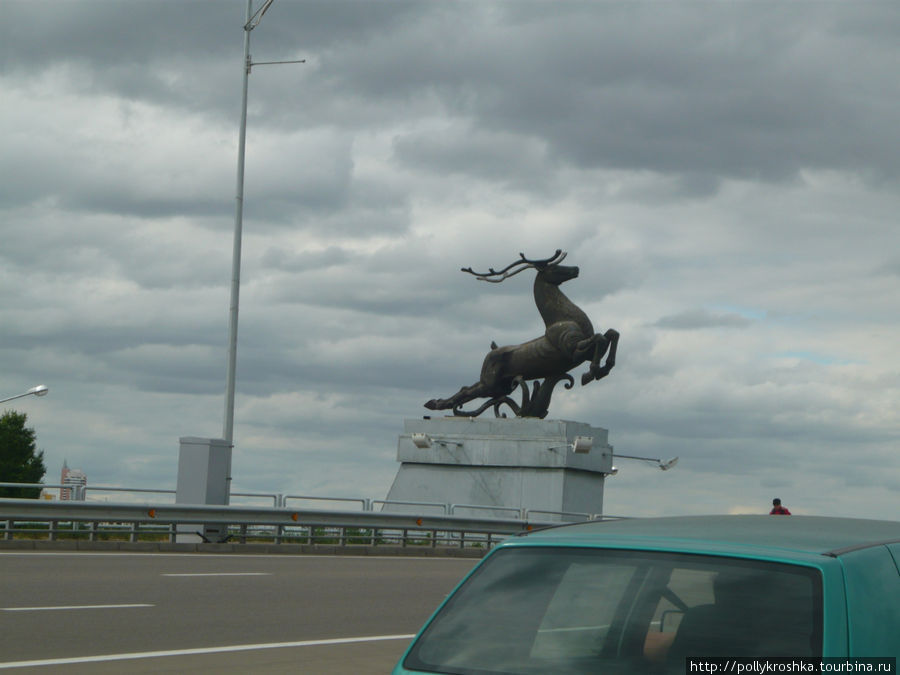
[60,460,87,501]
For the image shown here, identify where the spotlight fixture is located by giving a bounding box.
[572,436,593,454]
[659,457,679,471]
[411,433,463,449]
[547,436,594,454]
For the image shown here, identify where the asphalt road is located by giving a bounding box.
[0,552,478,673]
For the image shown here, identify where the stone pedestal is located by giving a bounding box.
[384,418,613,521]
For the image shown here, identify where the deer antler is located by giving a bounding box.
[520,250,566,267]
[461,250,566,283]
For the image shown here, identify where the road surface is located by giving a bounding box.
[0,551,478,673]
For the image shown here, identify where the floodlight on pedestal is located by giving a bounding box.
[411,433,463,449]
[572,436,593,453]
[548,435,594,454]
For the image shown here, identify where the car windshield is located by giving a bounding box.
[404,546,823,674]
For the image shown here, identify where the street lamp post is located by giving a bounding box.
[181,0,307,544]
[0,385,49,405]
[222,0,254,448]
[188,0,303,544]
[222,0,304,448]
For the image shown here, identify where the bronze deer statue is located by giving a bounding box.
[425,250,618,418]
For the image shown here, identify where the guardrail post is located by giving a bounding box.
[89,522,98,542]
[275,524,283,545]
[130,522,138,543]
[49,520,57,541]
[3,520,11,541]
[239,523,248,544]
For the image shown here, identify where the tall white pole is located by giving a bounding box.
[223,0,253,447]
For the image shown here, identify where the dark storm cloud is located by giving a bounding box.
[8,2,899,209]
[291,2,900,190]
[655,309,753,330]
[878,258,900,278]
[1,1,897,520]
[1,1,425,115]
[259,245,349,272]
[392,127,557,195]
[243,169,411,234]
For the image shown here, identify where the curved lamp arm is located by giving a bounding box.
[0,385,49,405]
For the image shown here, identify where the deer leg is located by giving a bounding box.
[575,333,608,383]
[425,380,492,411]
[425,349,513,411]
[602,328,618,370]
[581,328,619,385]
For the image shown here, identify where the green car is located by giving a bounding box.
[394,516,900,674]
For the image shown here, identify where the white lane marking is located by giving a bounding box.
[162,572,271,577]
[0,634,415,669]
[2,604,153,612]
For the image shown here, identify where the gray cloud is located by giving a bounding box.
[1,1,897,521]
[655,309,754,330]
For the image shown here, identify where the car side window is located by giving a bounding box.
[531,562,636,659]
[659,562,821,660]
[644,569,716,663]
[404,548,823,674]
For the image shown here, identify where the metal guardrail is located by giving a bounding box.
[373,499,450,514]
[82,487,284,507]
[0,482,86,499]
[283,494,371,510]
[84,486,174,500]
[0,498,566,549]
[450,503,525,517]
[0,482,628,551]
[1,484,285,507]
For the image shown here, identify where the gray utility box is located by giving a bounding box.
[385,417,613,521]
[175,436,232,543]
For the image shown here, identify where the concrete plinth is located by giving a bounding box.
[175,437,232,543]
[384,418,613,521]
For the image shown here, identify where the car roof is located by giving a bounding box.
[518,515,900,559]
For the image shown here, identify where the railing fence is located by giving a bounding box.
[0,481,627,550]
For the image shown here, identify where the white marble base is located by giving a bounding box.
[384,418,613,521]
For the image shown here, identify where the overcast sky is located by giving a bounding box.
[1,1,897,520]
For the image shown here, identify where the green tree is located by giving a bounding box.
[0,411,46,498]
